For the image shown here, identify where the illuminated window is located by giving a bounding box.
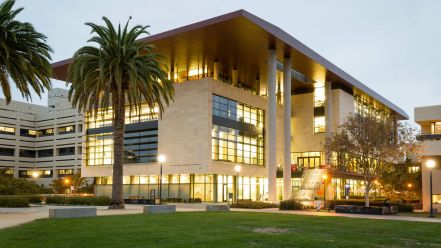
[0,126,15,135]
[313,82,325,107]
[212,125,264,166]
[38,128,54,136]
[86,103,159,129]
[314,116,326,134]
[407,166,420,173]
[212,95,264,128]
[58,125,75,134]
[431,122,441,134]
[58,169,73,175]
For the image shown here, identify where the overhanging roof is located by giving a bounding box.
[51,9,408,120]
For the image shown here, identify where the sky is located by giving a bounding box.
[7,0,441,123]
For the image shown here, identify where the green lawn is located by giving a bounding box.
[1,212,441,248]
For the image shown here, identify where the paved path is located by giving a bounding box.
[1,204,440,230]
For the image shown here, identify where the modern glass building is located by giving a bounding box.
[50,10,408,202]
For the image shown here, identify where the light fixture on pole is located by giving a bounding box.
[234,165,242,203]
[31,170,39,179]
[158,154,166,205]
[426,159,436,218]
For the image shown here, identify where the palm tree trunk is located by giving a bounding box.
[109,92,125,209]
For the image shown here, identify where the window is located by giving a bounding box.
[38,128,54,136]
[354,92,391,120]
[408,166,420,173]
[58,169,73,175]
[314,116,326,134]
[0,126,15,135]
[86,129,158,166]
[19,170,52,178]
[58,125,75,134]
[313,82,325,108]
[212,95,264,128]
[86,103,159,129]
[19,149,36,158]
[58,147,75,156]
[20,128,37,137]
[38,149,53,158]
[0,147,14,156]
[431,122,441,135]
[211,125,264,166]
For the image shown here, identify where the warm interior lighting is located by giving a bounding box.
[31,171,39,178]
[322,174,328,180]
[426,159,436,168]
[158,154,166,163]
[234,165,242,173]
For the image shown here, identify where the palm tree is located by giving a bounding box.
[67,17,174,209]
[0,0,52,103]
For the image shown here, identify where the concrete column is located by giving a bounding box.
[232,69,238,86]
[213,62,219,80]
[267,49,277,202]
[283,57,292,200]
[325,81,332,165]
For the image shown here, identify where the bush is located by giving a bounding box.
[279,199,303,210]
[231,201,278,209]
[46,196,111,206]
[0,175,48,195]
[0,195,30,208]
[27,195,43,204]
[328,199,414,212]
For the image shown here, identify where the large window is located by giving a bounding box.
[431,122,441,135]
[19,149,36,158]
[19,170,52,178]
[20,128,37,137]
[86,103,159,129]
[212,95,264,128]
[291,151,324,172]
[0,147,14,156]
[313,82,326,133]
[212,125,264,166]
[38,128,54,136]
[58,125,75,134]
[86,129,158,166]
[354,92,391,121]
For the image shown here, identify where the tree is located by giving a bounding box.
[67,17,174,209]
[0,0,52,103]
[49,178,68,194]
[325,114,418,207]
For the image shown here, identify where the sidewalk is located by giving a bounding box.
[1,204,440,230]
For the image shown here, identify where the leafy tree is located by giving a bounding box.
[0,169,48,195]
[67,17,174,209]
[325,114,418,207]
[381,159,421,202]
[49,178,68,194]
[0,0,52,103]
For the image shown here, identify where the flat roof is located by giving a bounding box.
[51,9,408,120]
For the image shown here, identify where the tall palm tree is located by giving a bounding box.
[0,0,52,103]
[67,17,174,209]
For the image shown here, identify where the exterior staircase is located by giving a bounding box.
[292,168,326,201]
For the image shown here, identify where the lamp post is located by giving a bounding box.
[158,154,166,205]
[234,165,242,203]
[32,170,39,179]
[374,180,378,199]
[426,159,436,218]
[64,178,70,194]
[322,174,328,209]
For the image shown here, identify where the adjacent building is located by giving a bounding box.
[49,9,408,202]
[415,105,441,212]
[0,88,83,186]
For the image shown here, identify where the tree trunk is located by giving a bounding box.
[109,92,125,209]
[365,181,370,207]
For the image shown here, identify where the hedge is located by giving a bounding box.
[279,199,303,210]
[328,199,413,212]
[231,201,278,209]
[0,195,30,208]
[45,196,111,206]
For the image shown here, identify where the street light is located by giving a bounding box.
[426,159,436,218]
[322,174,328,209]
[158,154,166,205]
[31,171,39,178]
[407,183,413,189]
[234,165,242,203]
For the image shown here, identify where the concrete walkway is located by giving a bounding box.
[1,204,440,230]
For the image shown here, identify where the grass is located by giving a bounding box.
[1,212,441,248]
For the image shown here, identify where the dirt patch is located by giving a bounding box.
[250,227,291,234]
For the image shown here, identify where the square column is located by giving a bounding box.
[283,57,292,200]
[325,81,332,165]
[267,49,277,202]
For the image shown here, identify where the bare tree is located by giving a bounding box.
[325,114,418,207]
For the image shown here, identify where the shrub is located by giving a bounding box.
[0,195,29,208]
[27,195,43,204]
[0,175,48,195]
[46,196,111,206]
[188,198,202,203]
[231,201,278,209]
[328,199,414,212]
[279,199,303,210]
